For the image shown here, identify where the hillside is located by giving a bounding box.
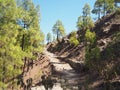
[1,0,120,90]
[47,11,120,90]
[47,11,120,59]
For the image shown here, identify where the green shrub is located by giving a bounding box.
[69,31,79,46]
[85,46,100,68]
[85,29,96,45]
[103,47,114,60]
[69,37,79,46]
[116,8,120,14]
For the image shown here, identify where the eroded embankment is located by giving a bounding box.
[21,53,52,90]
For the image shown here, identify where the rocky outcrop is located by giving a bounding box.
[64,59,88,72]
[93,12,120,39]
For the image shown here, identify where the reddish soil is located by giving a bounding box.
[22,53,52,88]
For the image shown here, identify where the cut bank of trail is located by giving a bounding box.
[31,49,87,90]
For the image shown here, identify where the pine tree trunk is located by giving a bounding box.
[104,0,106,16]
[22,23,26,50]
[2,59,6,90]
[22,34,25,51]
[98,2,101,19]
[57,31,59,42]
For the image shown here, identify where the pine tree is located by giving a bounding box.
[47,32,52,43]
[77,4,94,30]
[114,0,120,7]
[92,0,103,19]
[52,20,65,42]
[77,4,94,41]
[106,0,115,13]
[18,0,44,53]
[0,0,44,89]
[0,0,24,89]
[92,0,115,19]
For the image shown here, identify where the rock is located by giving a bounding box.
[98,39,107,46]
[67,59,88,72]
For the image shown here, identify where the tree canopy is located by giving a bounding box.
[92,0,117,19]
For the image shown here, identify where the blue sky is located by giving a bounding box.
[33,0,96,41]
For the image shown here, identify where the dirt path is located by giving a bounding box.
[43,49,87,87]
[44,49,73,72]
[31,49,87,90]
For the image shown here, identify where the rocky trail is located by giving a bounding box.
[31,49,87,90]
[31,12,120,90]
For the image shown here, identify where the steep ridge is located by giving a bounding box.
[47,11,120,90]
[47,11,120,58]
[47,11,120,65]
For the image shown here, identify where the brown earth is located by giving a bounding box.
[19,53,52,90]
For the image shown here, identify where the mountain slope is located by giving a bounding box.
[47,11,120,90]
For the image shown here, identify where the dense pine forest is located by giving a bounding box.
[0,0,120,90]
[0,0,44,89]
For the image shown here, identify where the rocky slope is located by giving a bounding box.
[19,53,52,90]
[47,11,120,67]
[47,11,120,90]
